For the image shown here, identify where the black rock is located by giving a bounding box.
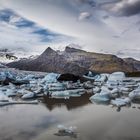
[57,73,80,83]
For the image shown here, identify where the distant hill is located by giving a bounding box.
[7,46,140,75]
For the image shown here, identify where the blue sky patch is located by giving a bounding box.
[0,8,67,43]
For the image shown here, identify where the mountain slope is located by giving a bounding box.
[123,58,140,71]
[7,47,88,75]
[63,46,136,73]
[7,46,139,75]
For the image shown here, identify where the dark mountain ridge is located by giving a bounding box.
[7,46,140,75]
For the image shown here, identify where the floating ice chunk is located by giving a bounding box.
[0,93,9,102]
[119,87,130,92]
[95,74,108,83]
[51,91,70,99]
[17,89,27,95]
[92,87,100,93]
[48,83,65,87]
[66,82,83,90]
[22,91,35,99]
[0,71,16,82]
[119,87,130,95]
[83,75,97,80]
[30,80,37,85]
[43,85,48,91]
[100,86,111,94]
[83,81,94,89]
[6,71,16,80]
[48,83,66,91]
[0,72,6,81]
[90,86,111,103]
[111,97,131,107]
[0,100,38,107]
[51,89,85,99]
[87,71,94,77]
[48,87,66,91]
[108,72,125,82]
[34,87,43,94]
[90,93,110,103]
[8,83,16,90]
[69,89,85,95]
[106,72,125,88]
[5,89,17,97]
[83,72,99,80]
[23,74,35,80]
[129,87,140,100]
[42,73,60,83]
[111,88,119,94]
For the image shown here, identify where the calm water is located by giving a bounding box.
[0,94,140,140]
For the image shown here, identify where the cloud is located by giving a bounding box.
[76,0,96,7]
[102,0,140,16]
[0,0,139,59]
[0,8,72,52]
[79,12,92,20]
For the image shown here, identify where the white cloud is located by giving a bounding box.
[0,0,139,59]
[79,12,92,20]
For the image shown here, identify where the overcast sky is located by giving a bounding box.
[0,0,140,59]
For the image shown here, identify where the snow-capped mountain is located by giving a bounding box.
[7,46,140,75]
[0,48,39,63]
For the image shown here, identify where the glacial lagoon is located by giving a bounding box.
[0,71,140,140]
[0,94,140,140]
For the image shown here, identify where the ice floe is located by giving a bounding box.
[0,70,139,110]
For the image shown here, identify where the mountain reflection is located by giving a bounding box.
[42,94,92,111]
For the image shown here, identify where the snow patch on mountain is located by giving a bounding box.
[0,48,39,63]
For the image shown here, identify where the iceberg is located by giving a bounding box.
[90,86,111,103]
[22,91,35,99]
[129,87,140,100]
[111,97,131,107]
[108,72,125,81]
[0,72,6,81]
[47,82,66,91]
[0,93,10,102]
[0,100,38,107]
[5,89,17,97]
[90,93,110,103]
[51,91,70,99]
[23,74,35,80]
[41,73,60,83]
[83,81,94,89]
[92,87,100,93]
[51,89,85,99]
[95,74,108,83]
[106,72,125,88]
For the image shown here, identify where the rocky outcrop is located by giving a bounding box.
[7,46,140,75]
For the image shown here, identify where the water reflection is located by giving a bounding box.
[42,94,92,111]
[40,94,140,112]
[1,94,140,140]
